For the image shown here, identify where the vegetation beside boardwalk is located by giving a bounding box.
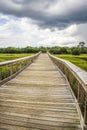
[54,54,87,71]
[0,54,33,62]
[0,46,40,62]
[49,42,87,71]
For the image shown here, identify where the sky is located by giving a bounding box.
[0,0,87,47]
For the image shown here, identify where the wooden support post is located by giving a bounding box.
[16,63,18,72]
[20,63,22,70]
[10,65,13,75]
[77,83,80,103]
[84,95,87,129]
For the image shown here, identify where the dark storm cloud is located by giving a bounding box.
[0,0,87,28]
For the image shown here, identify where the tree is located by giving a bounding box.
[60,47,68,54]
[78,42,85,48]
[49,47,61,54]
[78,42,86,54]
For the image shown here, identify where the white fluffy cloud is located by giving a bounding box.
[0,14,80,47]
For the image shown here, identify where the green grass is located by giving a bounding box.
[0,53,34,80]
[54,54,87,71]
[0,53,33,62]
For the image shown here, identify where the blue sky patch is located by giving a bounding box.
[0,18,8,25]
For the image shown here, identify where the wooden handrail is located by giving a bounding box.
[0,52,40,85]
[48,52,87,130]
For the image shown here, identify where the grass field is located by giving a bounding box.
[0,53,33,62]
[54,54,87,71]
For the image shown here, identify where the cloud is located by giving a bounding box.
[74,23,87,44]
[0,0,87,28]
[0,1,87,47]
[0,14,79,47]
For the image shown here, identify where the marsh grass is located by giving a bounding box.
[54,54,87,71]
[0,53,33,62]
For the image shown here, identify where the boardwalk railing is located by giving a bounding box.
[0,52,40,86]
[48,53,87,130]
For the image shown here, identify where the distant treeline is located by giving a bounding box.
[0,47,40,53]
[0,42,87,55]
[49,46,87,55]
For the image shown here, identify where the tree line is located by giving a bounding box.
[0,47,40,53]
[0,42,87,55]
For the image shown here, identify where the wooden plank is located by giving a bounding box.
[0,54,82,130]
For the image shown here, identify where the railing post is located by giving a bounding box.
[77,84,79,109]
[84,95,87,129]
[10,65,13,75]
[16,63,18,72]
[20,63,22,70]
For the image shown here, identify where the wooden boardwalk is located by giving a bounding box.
[0,54,82,130]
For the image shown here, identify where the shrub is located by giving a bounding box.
[49,48,61,54]
[72,48,80,55]
[60,47,68,54]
